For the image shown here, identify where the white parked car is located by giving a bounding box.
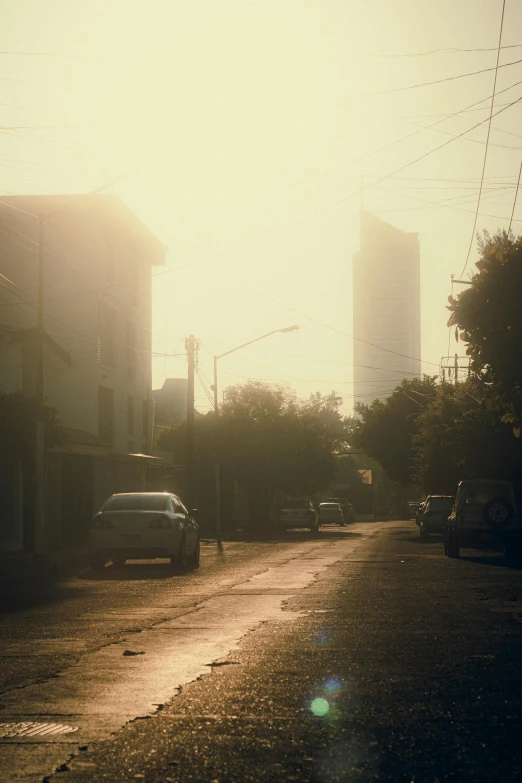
[277,500,319,533]
[318,502,345,527]
[89,492,200,570]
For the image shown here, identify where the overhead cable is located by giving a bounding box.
[459,0,507,278]
[509,160,522,233]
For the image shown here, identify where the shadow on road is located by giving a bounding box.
[458,553,522,571]
[230,528,365,544]
[402,534,444,545]
[79,562,188,581]
[0,583,90,615]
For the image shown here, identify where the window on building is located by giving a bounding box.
[127,395,134,434]
[98,386,114,444]
[98,302,118,369]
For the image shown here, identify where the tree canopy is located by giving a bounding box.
[348,376,438,486]
[447,230,522,433]
[413,378,522,494]
[351,374,522,496]
[158,381,349,527]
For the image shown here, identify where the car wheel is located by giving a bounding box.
[483,497,514,528]
[447,529,460,558]
[171,536,187,570]
[186,537,200,570]
[89,553,106,570]
[112,555,126,568]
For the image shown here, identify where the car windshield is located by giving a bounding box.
[282,501,309,509]
[103,494,168,512]
[428,497,453,510]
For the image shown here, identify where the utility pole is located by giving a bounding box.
[34,216,46,555]
[440,354,470,383]
[185,335,197,509]
[213,355,222,546]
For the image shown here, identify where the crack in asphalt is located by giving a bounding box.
[1,531,381,782]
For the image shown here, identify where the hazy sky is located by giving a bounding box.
[2,0,522,412]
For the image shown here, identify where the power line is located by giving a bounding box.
[459,0,506,278]
[362,44,522,58]
[352,55,522,98]
[346,78,522,170]
[152,89,522,294]
[209,268,438,367]
[376,196,522,220]
[198,337,434,376]
[509,160,522,233]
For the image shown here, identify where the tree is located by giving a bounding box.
[413,378,522,494]
[348,376,438,486]
[447,229,522,433]
[158,381,349,530]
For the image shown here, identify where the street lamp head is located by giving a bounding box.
[279,325,300,333]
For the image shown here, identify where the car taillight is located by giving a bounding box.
[92,517,113,530]
[149,516,171,529]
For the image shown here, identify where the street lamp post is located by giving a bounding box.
[212,325,299,544]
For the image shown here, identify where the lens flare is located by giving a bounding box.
[324,677,342,695]
[314,629,329,644]
[311,697,330,717]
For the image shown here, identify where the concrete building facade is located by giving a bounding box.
[0,195,166,551]
[352,212,421,407]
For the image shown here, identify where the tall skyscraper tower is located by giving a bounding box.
[353,212,421,406]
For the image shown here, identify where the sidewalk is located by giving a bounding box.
[0,545,90,585]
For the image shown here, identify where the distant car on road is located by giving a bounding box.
[277,500,319,534]
[419,495,453,539]
[415,501,426,526]
[407,502,420,520]
[445,479,521,558]
[89,492,200,570]
[328,497,354,523]
[318,502,345,527]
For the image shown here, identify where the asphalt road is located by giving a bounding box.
[3,521,522,782]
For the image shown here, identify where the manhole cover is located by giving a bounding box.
[0,722,78,738]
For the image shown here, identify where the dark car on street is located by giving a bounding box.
[445,479,522,558]
[419,495,453,540]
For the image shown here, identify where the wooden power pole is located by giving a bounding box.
[185,335,198,508]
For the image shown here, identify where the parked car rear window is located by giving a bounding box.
[103,494,168,512]
[428,497,453,510]
[320,503,340,509]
